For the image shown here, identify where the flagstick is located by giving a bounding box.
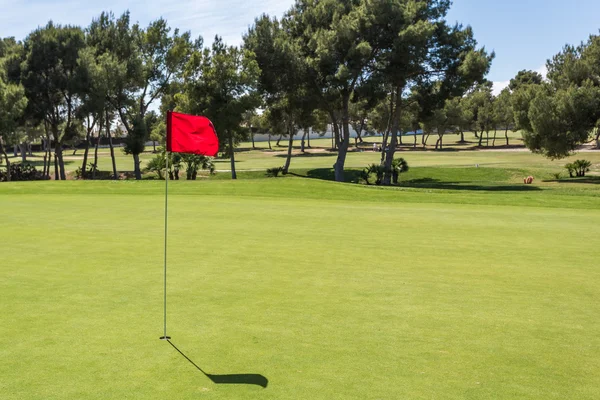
[160,151,171,341]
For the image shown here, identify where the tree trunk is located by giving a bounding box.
[106,111,118,180]
[505,128,510,146]
[13,145,18,157]
[307,132,311,148]
[28,143,33,157]
[332,117,341,151]
[0,140,11,182]
[19,143,27,163]
[228,131,237,180]
[474,130,479,139]
[251,133,256,150]
[93,134,101,180]
[54,136,66,180]
[380,130,390,164]
[356,122,364,144]
[153,141,156,152]
[423,133,430,147]
[382,88,403,185]
[413,131,417,148]
[493,129,497,147]
[486,130,490,147]
[435,132,444,150]
[133,154,142,180]
[331,118,341,151]
[268,134,272,150]
[54,153,59,181]
[478,130,484,147]
[378,92,395,162]
[276,134,283,147]
[42,152,48,177]
[594,128,600,149]
[301,129,308,153]
[459,130,465,143]
[43,131,51,178]
[81,130,92,179]
[283,124,295,174]
[334,98,351,182]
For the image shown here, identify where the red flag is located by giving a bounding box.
[166,111,219,156]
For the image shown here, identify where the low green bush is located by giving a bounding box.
[0,163,44,182]
[565,160,592,177]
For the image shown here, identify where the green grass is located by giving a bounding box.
[1,175,600,399]
[241,130,526,151]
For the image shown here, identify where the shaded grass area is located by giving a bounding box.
[0,179,599,399]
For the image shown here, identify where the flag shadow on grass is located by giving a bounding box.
[166,340,268,388]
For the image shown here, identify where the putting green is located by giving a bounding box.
[1,178,599,399]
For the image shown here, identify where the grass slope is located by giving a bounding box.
[1,178,599,399]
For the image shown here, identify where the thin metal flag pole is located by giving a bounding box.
[161,151,171,341]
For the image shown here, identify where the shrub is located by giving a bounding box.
[364,164,385,185]
[391,157,409,184]
[552,172,562,180]
[74,163,100,180]
[266,167,284,177]
[359,169,371,185]
[145,154,166,179]
[362,158,409,185]
[181,154,215,180]
[0,163,44,182]
[565,160,592,177]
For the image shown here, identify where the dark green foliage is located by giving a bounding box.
[391,157,409,184]
[74,163,99,180]
[362,157,409,185]
[565,160,592,177]
[0,163,43,181]
[363,164,386,186]
[516,34,600,158]
[123,117,147,157]
[168,152,182,180]
[181,154,215,180]
[524,84,599,159]
[145,153,166,179]
[509,70,543,91]
[266,167,284,178]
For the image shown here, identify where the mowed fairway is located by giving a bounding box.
[1,179,599,399]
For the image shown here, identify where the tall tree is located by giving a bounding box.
[508,69,544,91]
[19,23,88,180]
[376,1,493,184]
[286,0,381,182]
[0,76,27,181]
[93,12,194,180]
[245,14,316,174]
[76,46,107,178]
[463,83,494,146]
[515,35,600,157]
[176,37,260,179]
[494,88,513,146]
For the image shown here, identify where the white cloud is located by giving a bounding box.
[536,64,548,80]
[492,80,510,96]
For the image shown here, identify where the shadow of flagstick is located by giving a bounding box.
[166,340,269,388]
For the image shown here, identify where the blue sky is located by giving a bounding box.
[1,0,599,94]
